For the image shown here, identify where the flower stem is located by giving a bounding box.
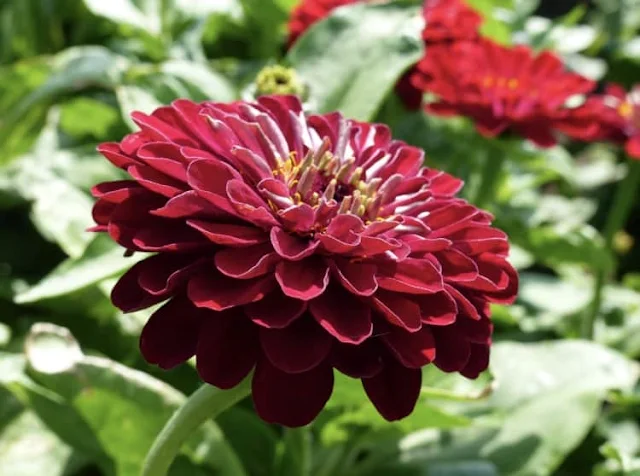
[473,149,507,210]
[142,378,252,476]
[582,160,640,339]
[275,426,311,476]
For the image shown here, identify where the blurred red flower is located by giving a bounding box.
[411,39,601,147]
[91,95,518,427]
[583,84,640,159]
[287,0,484,109]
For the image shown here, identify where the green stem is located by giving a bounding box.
[473,146,507,209]
[275,426,311,476]
[142,378,252,476]
[582,160,640,339]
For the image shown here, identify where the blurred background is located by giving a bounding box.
[1,0,640,475]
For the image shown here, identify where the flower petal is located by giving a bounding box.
[188,272,275,311]
[215,244,280,279]
[309,283,372,344]
[382,327,436,368]
[371,290,422,331]
[244,289,307,329]
[330,258,378,296]
[260,316,332,373]
[330,341,383,378]
[275,257,330,300]
[362,359,421,421]
[196,310,258,389]
[270,227,319,261]
[252,359,334,427]
[140,295,205,369]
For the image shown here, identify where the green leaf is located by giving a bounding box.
[15,234,145,304]
[14,324,246,476]
[83,0,162,35]
[217,407,278,476]
[395,341,639,476]
[59,97,122,139]
[489,340,639,409]
[116,84,163,130]
[481,386,603,476]
[0,324,10,348]
[288,2,424,120]
[160,60,236,102]
[0,411,79,476]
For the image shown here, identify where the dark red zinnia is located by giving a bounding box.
[91,95,518,427]
[410,39,601,147]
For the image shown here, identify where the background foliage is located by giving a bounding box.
[1,0,640,475]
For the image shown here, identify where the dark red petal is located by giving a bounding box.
[414,291,458,326]
[188,220,268,246]
[260,316,332,373]
[111,259,170,312]
[186,159,241,216]
[436,248,479,282]
[226,179,279,228]
[140,295,204,369]
[275,257,330,300]
[215,244,280,279]
[152,191,213,218]
[188,272,275,311]
[252,359,334,427]
[196,311,258,389]
[270,227,319,261]
[362,359,421,421]
[331,258,378,296]
[432,326,471,373]
[377,258,443,294]
[309,283,372,344]
[137,253,204,295]
[244,289,307,329]
[460,344,490,379]
[330,340,383,378]
[371,290,422,331]
[382,327,436,369]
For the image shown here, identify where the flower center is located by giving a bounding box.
[272,139,384,220]
[482,76,520,91]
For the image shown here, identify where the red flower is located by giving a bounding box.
[411,39,601,147]
[421,0,483,43]
[583,84,640,159]
[91,95,518,427]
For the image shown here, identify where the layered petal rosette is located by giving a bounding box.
[91,95,518,427]
[411,39,601,147]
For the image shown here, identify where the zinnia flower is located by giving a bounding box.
[411,39,601,147]
[583,84,640,159]
[91,95,518,427]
